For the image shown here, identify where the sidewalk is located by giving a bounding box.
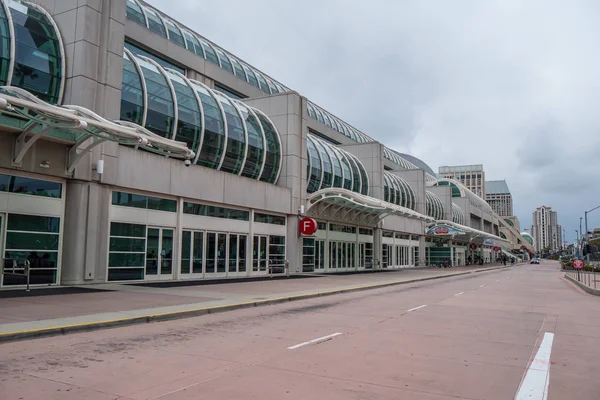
[0,264,516,342]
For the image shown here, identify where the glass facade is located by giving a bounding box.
[119,52,282,184]
[112,191,177,212]
[183,201,249,221]
[306,134,369,195]
[135,56,175,139]
[453,203,466,225]
[108,222,146,281]
[383,172,415,210]
[425,190,444,220]
[306,101,372,143]
[6,0,64,104]
[164,70,202,154]
[214,91,246,175]
[3,213,60,285]
[124,1,288,94]
[235,102,264,179]
[254,213,286,226]
[124,41,185,74]
[0,173,62,198]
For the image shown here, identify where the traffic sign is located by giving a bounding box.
[299,217,318,236]
[469,243,478,251]
[493,246,500,253]
[573,259,584,269]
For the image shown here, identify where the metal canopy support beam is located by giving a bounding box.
[13,119,88,165]
[67,136,107,174]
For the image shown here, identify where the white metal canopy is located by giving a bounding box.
[426,220,510,246]
[307,187,434,227]
[0,86,195,173]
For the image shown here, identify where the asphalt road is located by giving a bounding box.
[1,260,598,399]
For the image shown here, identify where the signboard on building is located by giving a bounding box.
[469,243,478,250]
[483,238,494,245]
[426,225,465,236]
[493,246,500,253]
[299,217,318,236]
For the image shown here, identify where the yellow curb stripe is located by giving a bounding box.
[0,267,506,339]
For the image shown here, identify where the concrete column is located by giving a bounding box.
[419,235,426,266]
[373,227,382,270]
[449,240,454,266]
[286,216,301,274]
[61,181,111,284]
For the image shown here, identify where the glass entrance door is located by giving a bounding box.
[253,235,268,274]
[145,227,174,280]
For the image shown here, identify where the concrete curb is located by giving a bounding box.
[0,265,514,343]
[564,274,600,296]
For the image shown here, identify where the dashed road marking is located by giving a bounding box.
[480,284,486,288]
[288,332,343,350]
[407,305,427,312]
[515,332,555,400]
[454,292,464,296]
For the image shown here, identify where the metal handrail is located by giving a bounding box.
[1,258,30,291]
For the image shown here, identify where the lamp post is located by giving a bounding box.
[576,230,579,258]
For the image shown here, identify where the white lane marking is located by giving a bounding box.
[507,277,511,280]
[496,279,501,283]
[480,284,486,288]
[454,292,464,296]
[515,332,555,400]
[407,304,427,312]
[287,332,343,350]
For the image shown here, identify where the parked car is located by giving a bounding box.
[530,258,540,264]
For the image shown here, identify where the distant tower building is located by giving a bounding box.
[531,206,562,253]
[485,180,513,216]
[438,164,485,198]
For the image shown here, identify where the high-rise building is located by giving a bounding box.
[485,180,513,216]
[438,164,485,198]
[531,206,562,253]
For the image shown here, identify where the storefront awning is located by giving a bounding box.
[307,188,434,227]
[0,86,195,173]
[426,220,509,245]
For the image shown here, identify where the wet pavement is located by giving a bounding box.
[1,260,598,399]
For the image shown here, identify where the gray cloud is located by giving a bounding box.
[147,0,600,241]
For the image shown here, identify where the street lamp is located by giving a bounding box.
[575,230,580,258]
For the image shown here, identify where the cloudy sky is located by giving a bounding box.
[148,0,600,243]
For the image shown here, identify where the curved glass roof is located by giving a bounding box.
[126,0,289,95]
[307,134,369,196]
[0,0,65,105]
[425,190,444,220]
[430,178,493,213]
[521,232,534,245]
[383,171,415,210]
[120,51,283,184]
[504,218,515,227]
[306,101,373,143]
[452,203,466,225]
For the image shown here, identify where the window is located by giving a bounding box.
[108,222,146,281]
[214,84,246,100]
[3,213,60,285]
[9,2,63,103]
[329,224,356,233]
[359,228,373,236]
[302,238,315,273]
[0,174,62,198]
[124,41,184,74]
[112,191,177,212]
[254,213,286,226]
[269,236,286,272]
[317,221,327,231]
[183,201,249,221]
